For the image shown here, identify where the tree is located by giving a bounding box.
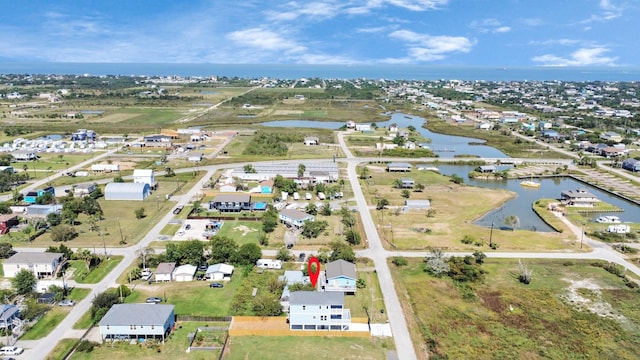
[376,198,389,210]
[35,191,55,205]
[91,291,120,322]
[301,220,328,238]
[136,247,155,269]
[424,247,449,277]
[0,242,14,258]
[329,241,356,262]
[134,207,146,219]
[262,206,278,233]
[47,243,73,260]
[276,247,291,261]
[164,167,175,177]
[414,183,425,192]
[209,236,238,264]
[12,269,37,295]
[0,202,10,214]
[504,215,520,231]
[472,251,487,265]
[0,154,12,166]
[46,212,62,226]
[77,248,95,271]
[243,164,256,173]
[401,189,411,199]
[252,293,282,316]
[392,256,409,266]
[50,224,78,242]
[358,166,369,179]
[61,207,78,226]
[320,202,332,216]
[235,243,262,265]
[305,202,318,215]
[392,178,403,189]
[298,163,306,178]
[344,229,361,245]
[518,259,533,284]
[192,200,202,215]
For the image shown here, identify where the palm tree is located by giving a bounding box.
[298,164,306,179]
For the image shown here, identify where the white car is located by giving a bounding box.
[0,346,24,355]
[59,299,76,307]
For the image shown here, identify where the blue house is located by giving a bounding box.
[323,259,357,294]
[542,130,560,139]
[24,186,55,204]
[99,304,175,343]
[0,304,20,329]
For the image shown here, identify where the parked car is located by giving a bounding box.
[196,273,205,281]
[141,269,153,281]
[298,253,306,262]
[59,299,76,307]
[198,264,208,272]
[173,204,184,215]
[146,297,162,304]
[185,224,191,230]
[0,346,24,355]
[286,243,294,249]
[209,283,223,288]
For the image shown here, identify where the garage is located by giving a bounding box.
[104,182,151,201]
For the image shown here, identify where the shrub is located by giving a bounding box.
[392,256,408,266]
[76,340,97,353]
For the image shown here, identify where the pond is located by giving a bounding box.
[260,112,508,159]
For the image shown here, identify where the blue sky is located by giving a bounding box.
[0,0,637,66]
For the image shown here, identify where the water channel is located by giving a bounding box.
[260,115,640,232]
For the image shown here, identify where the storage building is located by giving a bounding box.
[104,182,151,201]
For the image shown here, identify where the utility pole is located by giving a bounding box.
[489,221,494,247]
[117,218,124,244]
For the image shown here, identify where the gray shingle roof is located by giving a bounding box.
[99,304,174,326]
[5,252,62,264]
[212,194,250,203]
[280,208,313,222]
[325,260,356,280]
[155,262,176,275]
[289,291,344,306]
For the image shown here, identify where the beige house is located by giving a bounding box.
[3,252,63,278]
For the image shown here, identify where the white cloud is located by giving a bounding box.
[469,19,511,33]
[226,28,306,53]
[384,0,449,11]
[389,29,473,61]
[577,0,624,24]
[266,1,338,21]
[530,38,584,46]
[532,47,618,66]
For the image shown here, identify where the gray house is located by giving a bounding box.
[288,291,351,331]
[104,182,151,201]
[279,209,314,228]
[387,162,412,172]
[99,304,175,343]
[0,304,20,329]
[208,194,251,213]
[404,199,431,210]
[323,259,357,293]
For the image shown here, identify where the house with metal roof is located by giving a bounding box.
[173,264,197,282]
[560,188,599,207]
[288,291,351,331]
[404,199,431,210]
[323,260,357,294]
[387,162,412,172]
[99,304,175,343]
[205,263,234,281]
[104,182,151,201]
[133,169,156,188]
[154,262,176,282]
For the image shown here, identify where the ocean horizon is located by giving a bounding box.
[1,63,639,82]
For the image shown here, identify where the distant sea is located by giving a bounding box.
[1,63,639,82]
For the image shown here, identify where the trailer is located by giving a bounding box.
[293,192,300,200]
[305,193,312,200]
[317,192,326,200]
[281,191,288,201]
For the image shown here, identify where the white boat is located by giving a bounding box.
[520,180,541,188]
[595,215,621,223]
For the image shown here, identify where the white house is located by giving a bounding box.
[279,209,314,228]
[91,163,120,172]
[133,169,156,188]
[303,137,319,146]
[173,264,197,282]
[288,291,351,331]
[3,252,63,278]
[256,259,282,270]
[187,152,203,162]
[607,224,631,234]
[99,304,175,343]
[478,123,492,130]
[205,263,234,281]
[155,262,176,282]
[355,124,371,131]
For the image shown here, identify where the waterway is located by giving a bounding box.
[260,112,508,159]
[259,116,640,232]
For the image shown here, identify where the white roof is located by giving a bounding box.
[206,263,234,275]
[174,264,197,275]
[133,169,154,176]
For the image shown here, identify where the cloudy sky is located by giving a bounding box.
[0,0,636,66]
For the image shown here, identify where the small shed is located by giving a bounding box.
[37,292,56,304]
[27,204,63,218]
[104,182,151,201]
[187,152,203,162]
[405,199,431,210]
[0,215,19,235]
[206,263,234,281]
[477,165,496,173]
[303,137,319,146]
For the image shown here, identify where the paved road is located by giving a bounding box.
[13,131,640,359]
[338,132,417,360]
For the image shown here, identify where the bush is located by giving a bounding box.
[76,340,96,353]
[392,256,408,266]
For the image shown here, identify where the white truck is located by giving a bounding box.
[281,191,288,201]
[317,192,326,200]
[305,193,312,200]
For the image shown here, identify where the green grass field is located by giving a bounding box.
[392,258,640,359]
[69,256,123,284]
[20,288,91,340]
[46,338,77,360]
[224,336,394,360]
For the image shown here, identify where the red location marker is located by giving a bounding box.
[308,256,321,288]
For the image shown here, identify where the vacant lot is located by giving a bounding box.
[392,258,640,359]
[361,168,573,251]
[224,336,393,360]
